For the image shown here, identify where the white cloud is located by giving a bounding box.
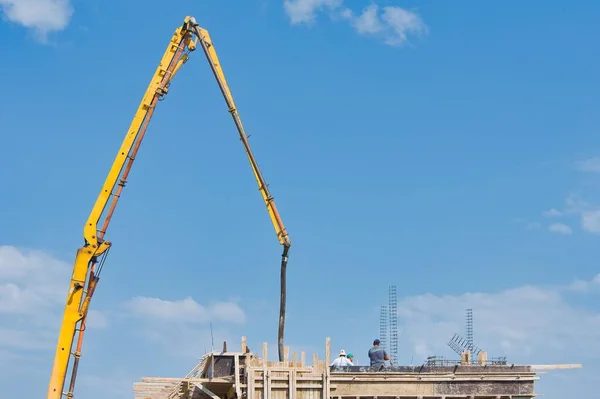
[119,296,246,362]
[378,5,428,46]
[0,245,249,398]
[396,275,600,363]
[87,309,109,329]
[546,162,600,233]
[575,157,600,173]
[542,208,562,217]
[548,222,573,235]
[527,221,541,229]
[0,246,68,314]
[122,295,246,359]
[581,210,600,234]
[125,296,246,324]
[352,4,382,34]
[542,195,600,235]
[283,0,343,24]
[0,245,108,356]
[568,273,600,293]
[134,324,241,361]
[283,0,427,47]
[566,196,600,234]
[0,0,73,41]
[78,374,134,398]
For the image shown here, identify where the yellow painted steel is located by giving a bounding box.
[46,16,290,398]
[192,22,291,248]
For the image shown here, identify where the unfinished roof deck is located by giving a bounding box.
[133,337,563,399]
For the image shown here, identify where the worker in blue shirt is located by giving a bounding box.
[368,339,390,369]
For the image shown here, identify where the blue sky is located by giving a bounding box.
[0,0,598,398]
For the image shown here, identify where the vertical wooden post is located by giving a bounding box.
[262,342,268,367]
[265,370,272,399]
[301,352,306,367]
[288,369,294,399]
[234,354,241,399]
[284,346,290,366]
[323,370,331,399]
[247,367,255,399]
[325,337,331,366]
[241,336,247,353]
[478,351,488,366]
[292,352,297,367]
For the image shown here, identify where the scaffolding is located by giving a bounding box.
[388,285,398,366]
[466,308,474,353]
[379,305,388,353]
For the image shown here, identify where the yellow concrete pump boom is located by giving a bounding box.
[46,16,291,399]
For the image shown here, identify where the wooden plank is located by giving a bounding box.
[284,346,290,367]
[529,364,582,370]
[322,371,330,399]
[288,369,294,399]
[247,367,255,399]
[253,368,313,374]
[263,343,268,367]
[329,375,538,383]
[194,383,221,399]
[250,383,325,389]
[266,369,272,399]
[136,377,232,383]
[325,337,331,367]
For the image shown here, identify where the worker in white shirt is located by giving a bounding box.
[331,349,354,368]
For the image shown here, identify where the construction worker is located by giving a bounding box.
[368,339,390,370]
[347,353,355,365]
[331,349,354,367]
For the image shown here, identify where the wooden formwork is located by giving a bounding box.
[134,337,546,399]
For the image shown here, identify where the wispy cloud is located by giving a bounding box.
[511,218,541,230]
[536,156,600,235]
[283,0,427,47]
[527,221,541,229]
[283,0,343,24]
[122,295,246,359]
[548,222,573,235]
[542,208,562,217]
[396,274,600,362]
[0,245,108,357]
[124,296,246,324]
[350,4,428,47]
[581,210,600,234]
[558,194,600,235]
[568,274,600,293]
[0,0,73,42]
[575,157,600,173]
[0,244,245,374]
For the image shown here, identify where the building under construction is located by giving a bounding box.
[39,12,582,398]
[133,337,580,399]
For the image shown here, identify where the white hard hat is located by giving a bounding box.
[339,349,346,356]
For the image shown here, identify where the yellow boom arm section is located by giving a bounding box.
[191,21,291,249]
[188,20,292,362]
[47,16,291,399]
